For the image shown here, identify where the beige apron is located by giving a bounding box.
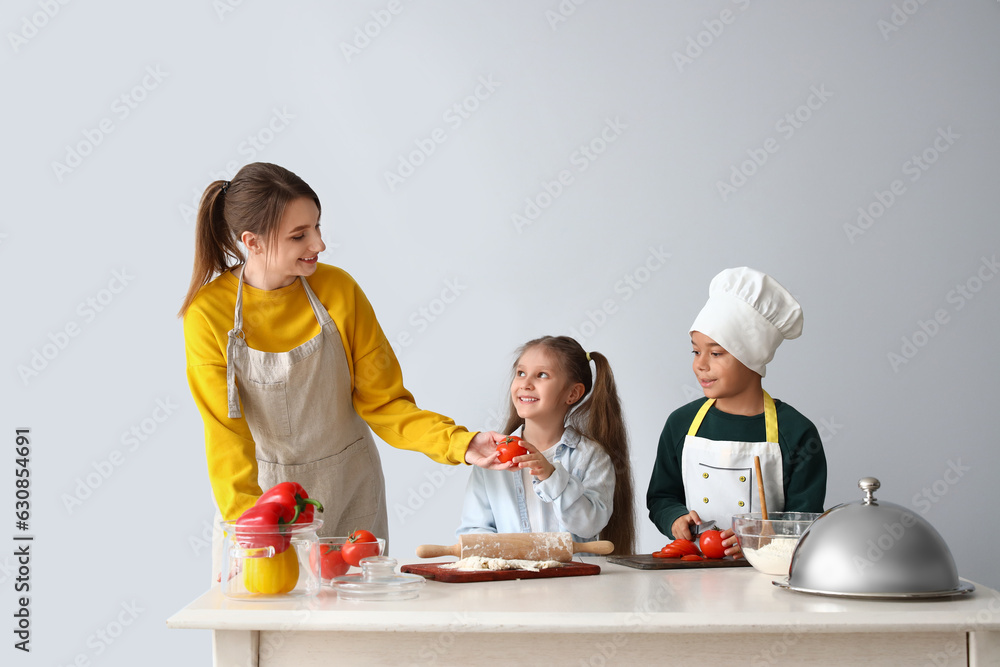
[212,267,388,578]
[680,391,784,532]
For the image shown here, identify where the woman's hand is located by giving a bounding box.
[514,439,555,481]
[464,431,509,469]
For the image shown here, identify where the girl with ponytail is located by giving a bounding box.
[458,335,636,555]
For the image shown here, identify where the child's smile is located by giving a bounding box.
[691,330,762,414]
[511,347,583,423]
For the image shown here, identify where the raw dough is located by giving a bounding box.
[441,556,562,572]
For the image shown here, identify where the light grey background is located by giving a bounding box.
[3,1,998,664]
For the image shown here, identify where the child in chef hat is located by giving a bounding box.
[646,267,827,555]
[458,335,636,555]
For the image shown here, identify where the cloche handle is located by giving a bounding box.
[858,477,880,505]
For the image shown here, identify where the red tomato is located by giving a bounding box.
[681,554,704,561]
[347,529,376,544]
[310,543,349,579]
[497,436,529,463]
[665,539,700,557]
[699,530,726,559]
[342,530,381,567]
[655,547,686,559]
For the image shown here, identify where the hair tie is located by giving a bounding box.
[221,181,231,194]
[586,352,592,362]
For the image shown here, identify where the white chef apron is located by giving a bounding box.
[211,266,388,578]
[680,391,784,532]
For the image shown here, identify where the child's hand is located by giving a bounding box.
[720,527,743,559]
[514,440,555,481]
[671,511,702,541]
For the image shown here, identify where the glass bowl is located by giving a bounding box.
[312,537,385,586]
[732,512,821,576]
[219,519,323,600]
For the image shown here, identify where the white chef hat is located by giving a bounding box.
[689,267,803,377]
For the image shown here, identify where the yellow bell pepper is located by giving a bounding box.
[243,546,300,595]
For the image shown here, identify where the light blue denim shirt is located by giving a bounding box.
[457,425,615,543]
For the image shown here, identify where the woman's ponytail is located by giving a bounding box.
[178,181,240,317]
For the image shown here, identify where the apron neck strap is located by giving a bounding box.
[762,390,778,443]
[299,275,332,326]
[226,265,248,420]
[232,266,332,330]
[233,264,247,332]
[687,390,778,443]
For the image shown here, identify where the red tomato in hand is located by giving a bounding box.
[496,436,529,463]
[311,543,349,579]
[342,530,381,567]
[699,530,726,559]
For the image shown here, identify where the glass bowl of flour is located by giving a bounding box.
[732,512,821,576]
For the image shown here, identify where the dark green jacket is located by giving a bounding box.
[646,397,827,539]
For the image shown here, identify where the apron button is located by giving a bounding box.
[737,500,745,507]
[702,472,709,479]
[739,475,746,482]
[702,497,709,504]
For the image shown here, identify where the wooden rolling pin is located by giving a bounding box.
[416,532,614,562]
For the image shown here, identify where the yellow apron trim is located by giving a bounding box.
[687,390,778,444]
[763,390,778,445]
[687,398,716,436]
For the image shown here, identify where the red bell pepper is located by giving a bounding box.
[257,482,324,524]
[235,501,295,554]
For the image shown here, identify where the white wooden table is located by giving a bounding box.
[168,559,1000,666]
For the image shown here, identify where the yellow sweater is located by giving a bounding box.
[183,263,475,521]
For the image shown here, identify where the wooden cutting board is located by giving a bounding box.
[608,554,753,570]
[400,561,601,583]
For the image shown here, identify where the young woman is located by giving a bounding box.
[458,335,636,555]
[179,162,503,571]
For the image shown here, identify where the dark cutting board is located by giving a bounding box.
[400,560,601,583]
[608,554,752,570]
